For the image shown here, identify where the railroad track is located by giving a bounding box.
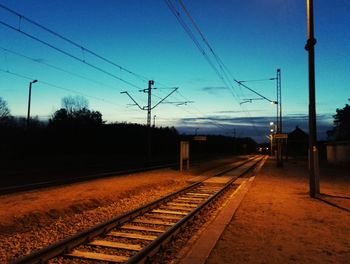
[0,155,248,195]
[11,155,264,264]
[0,163,175,195]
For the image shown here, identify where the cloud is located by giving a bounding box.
[175,114,334,143]
[33,58,45,63]
[200,86,228,94]
[187,78,207,84]
[215,110,248,114]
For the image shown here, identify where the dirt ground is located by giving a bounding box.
[0,169,191,228]
[206,158,350,264]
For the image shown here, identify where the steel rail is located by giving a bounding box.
[1,155,252,195]
[0,163,176,195]
[127,156,263,263]
[10,155,263,264]
[10,180,202,264]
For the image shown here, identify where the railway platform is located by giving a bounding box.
[179,157,350,264]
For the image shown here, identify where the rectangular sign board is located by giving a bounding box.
[274,133,288,139]
[194,136,207,141]
[180,141,190,172]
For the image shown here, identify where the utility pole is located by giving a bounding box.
[276,69,283,167]
[121,81,178,162]
[305,0,319,197]
[121,81,178,126]
[146,80,154,127]
[27,79,38,129]
[277,69,282,133]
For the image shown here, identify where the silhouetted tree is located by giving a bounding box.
[0,97,11,124]
[49,108,103,127]
[327,103,350,141]
[49,96,103,127]
[61,95,89,114]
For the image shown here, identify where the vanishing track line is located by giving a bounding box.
[11,155,264,264]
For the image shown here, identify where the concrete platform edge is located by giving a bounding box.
[179,176,255,264]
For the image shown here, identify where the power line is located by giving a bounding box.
[164,0,247,134]
[0,68,121,108]
[0,3,148,82]
[163,0,234,97]
[177,0,276,107]
[237,78,277,83]
[0,19,142,90]
[0,47,123,91]
[166,0,263,138]
[175,90,236,132]
[0,2,226,132]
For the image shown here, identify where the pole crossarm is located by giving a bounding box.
[121,83,179,126]
[237,77,276,83]
[120,91,143,110]
[234,79,275,103]
[240,98,264,105]
[162,101,194,106]
[152,87,178,109]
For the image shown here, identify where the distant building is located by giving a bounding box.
[326,141,350,166]
[288,126,308,157]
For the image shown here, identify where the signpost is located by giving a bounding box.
[180,141,189,171]
[193,136,207,141]
[274,133,288,139]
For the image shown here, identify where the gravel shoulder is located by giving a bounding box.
[206,158,350,263]
[0,168,192,262]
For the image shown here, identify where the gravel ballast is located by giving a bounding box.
[0,169,192,263]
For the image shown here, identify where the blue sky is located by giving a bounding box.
[0,0,349,142]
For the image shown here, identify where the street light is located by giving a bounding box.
[153,115,156,127]
[269,122,276,156]
[27,79,38,129]
[195,128,199,135]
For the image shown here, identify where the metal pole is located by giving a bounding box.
[147,80,154,162]
[270,134,273,156]
[305,0,319,197]
[276,70,279,133]
[277,69,282,133]
[275,70,281,166]
[147,80,154,127]
[26,81,32,129]
[277,69,283,167]
[26,80,37,129]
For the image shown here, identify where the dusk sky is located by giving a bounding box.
[0,0,349,142]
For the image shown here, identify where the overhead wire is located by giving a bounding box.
[0,3,196,125]
[0,19,142,90]
[163,0,235,99]
[0,68,122,108]
[0,2,229,130]
[164,0,242,134]
[178,4,274,104]
[166,0,264,137]
[0,3,149,82]
[0,2,266,134]
[177,0,238,97]
[174,90,235,131]
[153,88,229,131]
[0,47,124,91]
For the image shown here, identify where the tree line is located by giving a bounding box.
[327,101,350,141]
[0,95,258,183]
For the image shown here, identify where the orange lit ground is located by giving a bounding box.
[0,168,191,230]
[206,158,350,263]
